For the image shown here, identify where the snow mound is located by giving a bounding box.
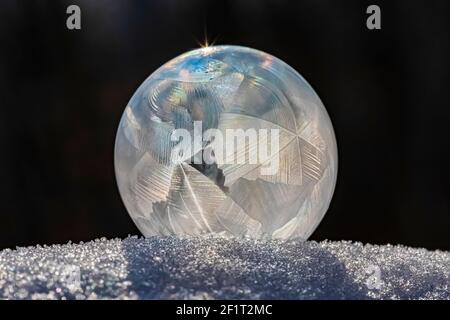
[0,236,449,299]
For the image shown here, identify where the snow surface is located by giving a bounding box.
[0,236,449,300]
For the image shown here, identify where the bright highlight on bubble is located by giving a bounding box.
[114,45,337,239]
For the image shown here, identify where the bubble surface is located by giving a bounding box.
[115,45,337,239]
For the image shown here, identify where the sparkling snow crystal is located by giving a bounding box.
[0,236,449,299]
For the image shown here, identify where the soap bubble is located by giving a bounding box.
[115,45,337,240]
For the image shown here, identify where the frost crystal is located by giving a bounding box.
[0,237,449,300]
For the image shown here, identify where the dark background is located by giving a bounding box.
[0,0,449,250]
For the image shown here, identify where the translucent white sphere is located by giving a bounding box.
[115,45,337,240]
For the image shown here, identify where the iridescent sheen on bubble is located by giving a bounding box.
[114,45,337,240]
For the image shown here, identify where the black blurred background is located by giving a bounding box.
[0,0,449,250]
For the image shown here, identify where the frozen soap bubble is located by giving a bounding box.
[115,45,337,240]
